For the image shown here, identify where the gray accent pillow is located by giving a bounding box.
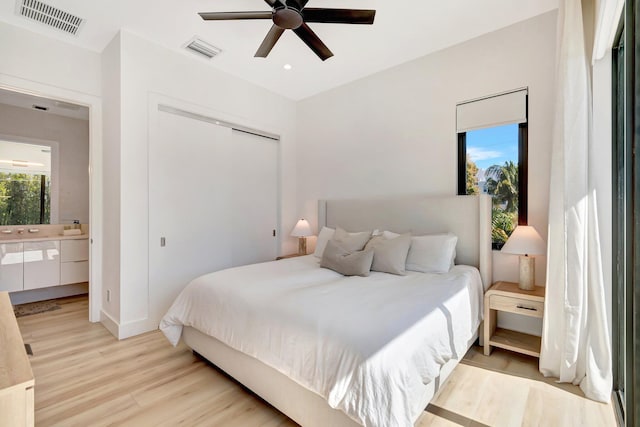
[365,233,412,275]
[331,227,372,252]
[320,240,374,277]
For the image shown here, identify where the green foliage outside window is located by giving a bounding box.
[485,161,518,245]
[465,158,518,246]
[0,172,50,225]
[466,155,480,195]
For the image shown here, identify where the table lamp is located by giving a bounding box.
[501,225,545,290]
[291,219,312,255]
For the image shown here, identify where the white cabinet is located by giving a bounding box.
[0,243,24,292]
[1,238,88,292]
[23,241,61,290]
[60,239,89,285]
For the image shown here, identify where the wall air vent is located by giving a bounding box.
[184,37,222,60]
[17,0,84,36]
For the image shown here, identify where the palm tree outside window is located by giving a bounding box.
[457,123,528,249]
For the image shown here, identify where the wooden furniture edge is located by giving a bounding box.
[483,282,545,357]
[486,281,545,301]
[0,292,34,389]
[0,291,35,427]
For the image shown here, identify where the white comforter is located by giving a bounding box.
[160,256,483,427]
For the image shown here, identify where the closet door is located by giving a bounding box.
[149,110,233,315]
[149,107,280,316]
[230,130,279,266]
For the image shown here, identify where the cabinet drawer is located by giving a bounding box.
[23,241,60,290]
[61,239,89,263]
[489,294,544,318]
[0,243,24,292]
[61,261,89,285]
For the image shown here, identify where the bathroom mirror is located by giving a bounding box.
[0,88,89,226]
[0,140,51,225]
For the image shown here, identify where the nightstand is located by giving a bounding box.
[484,281,545,357]
[275,253,305,260]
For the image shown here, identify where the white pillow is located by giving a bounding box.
[383,231,458,273]
[314,226,335,258]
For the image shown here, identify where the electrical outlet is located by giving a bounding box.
[106,289,111,302]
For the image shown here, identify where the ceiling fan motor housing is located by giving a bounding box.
[273,0,303,29]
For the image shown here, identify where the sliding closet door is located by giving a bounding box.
[149,110,233,314]
[230,130,279,266]
[149,106,280,316]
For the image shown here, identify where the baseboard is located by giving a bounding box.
[118,318,158,339]
[100,310,158,340]
[10,283,88,305]
[100,309,120,338]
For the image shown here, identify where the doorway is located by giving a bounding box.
[0,80,103,323]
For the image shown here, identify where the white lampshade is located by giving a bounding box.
[501,225,545,256]
[290,219,312,237]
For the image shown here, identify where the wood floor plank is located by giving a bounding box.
[16,296,616,427]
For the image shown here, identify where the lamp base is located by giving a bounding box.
[298,237,307,255]
[518,255,535,290]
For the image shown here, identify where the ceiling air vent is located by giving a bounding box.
[17,0,84,36]
[185,37,222,60]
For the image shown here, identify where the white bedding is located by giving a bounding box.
[160,255,484,427]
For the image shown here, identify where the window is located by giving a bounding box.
[612,6,640,424]
[0,141,51,225]
[456,89,528,249]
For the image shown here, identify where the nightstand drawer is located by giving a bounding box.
[489,294,544,318]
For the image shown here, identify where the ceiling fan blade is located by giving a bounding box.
[255,25,285,58]
[199,11,273,21]
[302,8,376,24]
[293,23,333,61]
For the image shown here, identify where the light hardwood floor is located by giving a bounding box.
[16,296,616,427]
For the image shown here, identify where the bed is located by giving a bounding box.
[160,194,492,427]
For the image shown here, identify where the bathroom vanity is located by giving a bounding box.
[0,225,89,294]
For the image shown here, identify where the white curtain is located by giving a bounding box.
[592,0,624,63]
[540,0,612,402]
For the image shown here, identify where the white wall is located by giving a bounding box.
[297,12,558,335]
[100,33,122,322]
[0,22,101,97]
[101,30,298,337]
[0,104,90,224]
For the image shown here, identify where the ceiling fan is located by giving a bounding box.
[198,0,376,61]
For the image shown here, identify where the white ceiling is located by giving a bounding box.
[0,0,558,100]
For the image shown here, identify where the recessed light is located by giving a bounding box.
[283,64,292,71]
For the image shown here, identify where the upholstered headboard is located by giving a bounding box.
[318,194,492,289]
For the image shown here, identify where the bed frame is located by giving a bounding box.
[183,194,492,427]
